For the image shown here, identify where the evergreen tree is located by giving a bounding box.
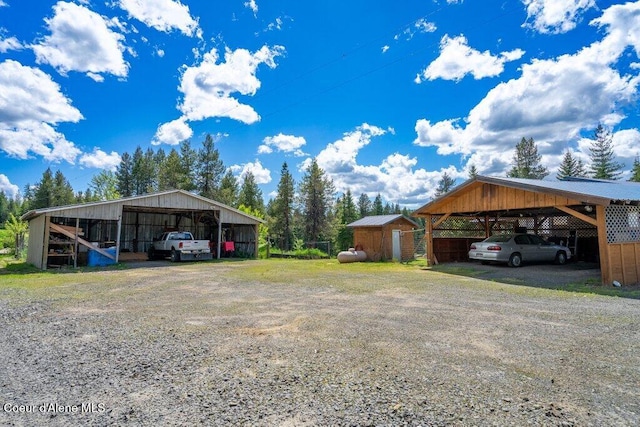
[298,159,335,243]
[468,164,478,179]
[131,146,157,195]
[629,156,640,182]
[589,124,623,180]
[116,152,134,197]
[53,170,75,206]
[158,148,184,190]
[357,193,371,218]
[556,150,587,180]
[435,172,456,197]
[197,134,225,199]
[238,171,264,213]
[270,162,295,250]
[218,170,239,207]
[372,194,384,215]
[0,191,9,225]
[507,137,549,179]
[90,171,120,201]
[335,189,358,250]
[179,140,198,191]
[32,168,55,209]
[383,202,393,214]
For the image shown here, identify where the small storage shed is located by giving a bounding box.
[412,175,640,286]
[347,214,421,261]
[22,189,263,270]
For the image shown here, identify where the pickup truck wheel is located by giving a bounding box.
[147,247,156,260]
[170,249,180,262]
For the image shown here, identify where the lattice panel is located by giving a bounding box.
[605,205,640,243]
[432,216,486,238]
[432,214,598,238]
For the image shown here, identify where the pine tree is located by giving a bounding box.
[335,189,358,250]
[507,137,549,179]
[197,134,225,199]
[629,156,640,182]
[218,170,239,207]
[556,150,587,180]
[90,171,120,201]
[158,148,184,190]
[298,159,335,243]
[179,140,198,191]
[589,124,623,180]
[116,152,134,197]
[468,164,478,179]
[372,194,384,215]
[435,172,456,197]
[53,170,75,206]
[0,191,9,225]
[238,171,264,213]
[357,193,371,218]
[270,162,295,250]
[32,168,54,209]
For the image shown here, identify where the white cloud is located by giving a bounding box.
[0,35,23,52]
[32,1,129,80]
[0,174,19,198]
[79,148,121,171]
[414,2,640,177]
[307,123,453,205]
[231,159,271,184]
[0,1,7,6]
[155,47,165,57]
[415,18,437,33]
[152,117,193,145]
[245,0,258,16]
[259,133,306,156]
[416,35,525,83]
[118,0,200,37]
[0,60,84,162]
[176,45,285,124]
[381,45,389,53]
[522,0,596,34]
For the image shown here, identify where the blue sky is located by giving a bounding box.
[1,0,640,207]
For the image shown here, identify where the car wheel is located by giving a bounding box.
[508,253,522,268]
[170,249,180,262]
[147,247,155,260]
[556,251,567,265]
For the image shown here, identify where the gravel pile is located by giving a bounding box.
[1,262,639,426]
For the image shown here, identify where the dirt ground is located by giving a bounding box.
[1,259,639,426]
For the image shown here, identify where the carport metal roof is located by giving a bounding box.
[413,175,640,217]
[347,214,420,228]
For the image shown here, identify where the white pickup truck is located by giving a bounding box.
[148,231,212,262]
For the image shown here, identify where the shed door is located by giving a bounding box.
[392,229,401,261]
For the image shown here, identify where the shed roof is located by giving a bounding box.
[413,175,640,216]
[21,189,264,224]
[347,214,420,228]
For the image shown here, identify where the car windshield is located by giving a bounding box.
[485,235,512,243]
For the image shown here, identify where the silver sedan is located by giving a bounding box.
[468,233,571,267]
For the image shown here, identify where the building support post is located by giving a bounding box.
[596,205,611,285]
[115,215,122,263]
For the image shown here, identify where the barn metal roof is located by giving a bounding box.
[21,189,264,223]
[347,214,420,228]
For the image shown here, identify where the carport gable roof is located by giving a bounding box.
[21,189,264,224]
[413,175,640,216]
[347,214,420,228]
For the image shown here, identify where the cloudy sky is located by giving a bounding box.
[1,0,640,207]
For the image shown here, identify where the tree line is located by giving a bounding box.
[4,134,412,253]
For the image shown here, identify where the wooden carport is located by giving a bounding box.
[412,176,640,286]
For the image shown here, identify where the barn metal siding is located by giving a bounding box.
[26,214,46,269]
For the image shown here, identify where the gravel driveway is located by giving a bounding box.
[1,260,639,426]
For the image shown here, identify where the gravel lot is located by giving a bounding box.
[1,259,639,426]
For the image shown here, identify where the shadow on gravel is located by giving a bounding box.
[0,257,250,275]
[431,261,640,300]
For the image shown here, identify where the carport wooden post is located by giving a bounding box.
[74,217,79,268]
[596,205,611,285]
[254,224,259,258]
[425,214,434,265]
